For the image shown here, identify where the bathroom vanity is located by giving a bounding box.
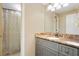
[35,32,79,56]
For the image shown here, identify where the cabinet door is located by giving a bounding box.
[62,45,78,56]
[58,44,68,56]
[36,38,58,56]
[41,45,58,56]
[45,40,58,51]
[36,38,58,51]
[68,46,78,56]
[58,43,78,56]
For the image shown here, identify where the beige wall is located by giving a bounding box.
[22,3,56,56]
[0,4,4,55]
[22,4,45,56]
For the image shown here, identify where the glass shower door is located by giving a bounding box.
[3,9,21,56]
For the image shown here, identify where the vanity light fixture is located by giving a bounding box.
[47,3,69,12]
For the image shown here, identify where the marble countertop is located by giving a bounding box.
[35,32,79,48]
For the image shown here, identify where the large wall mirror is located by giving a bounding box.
[58,8,79,35]
[44,3,79,35]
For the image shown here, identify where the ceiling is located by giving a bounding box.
[2,3,21,11]
[2,3,79,13]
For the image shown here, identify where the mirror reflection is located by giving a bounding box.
[44,3,79,35]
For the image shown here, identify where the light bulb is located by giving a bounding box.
[15,4,21,11]
[60,3,64,5]
[56,5,61,9]
[47,4,52,11]
[51,8,55,12]
[53,3,59,7]
[63,3,69,7]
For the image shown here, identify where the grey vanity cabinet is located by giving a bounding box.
[36,37,79,56]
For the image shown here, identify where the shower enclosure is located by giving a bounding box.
[2,8,21,55]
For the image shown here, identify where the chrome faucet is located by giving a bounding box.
[55,33,59,37]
